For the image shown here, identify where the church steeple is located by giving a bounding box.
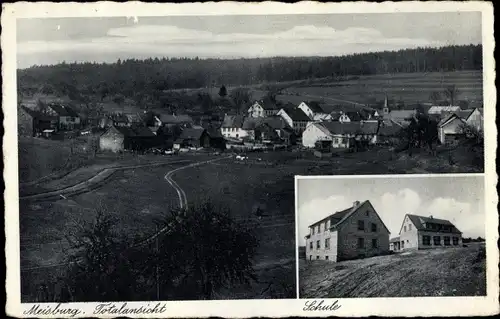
[383,94,390,115]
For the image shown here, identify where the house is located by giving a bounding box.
[110,113,130,127]
[174,128,211,149]
[44,103,81,130]
[333,111,364,123]
[302,121,379,148]
[384,110,416,127]
[393,214,462,251]
[377,120,404,145]
[247,99,280,118]
[428,105,462,115]
[155,113,194,128]
[220,114,247,140]
[305,200,390,262]
[437,114,467,145]
[277,108,311,134]
[18,105,58,137]
[99,126,157,153]
[298,101,332,121]
[389,237,401,252]
[254,122,281,143]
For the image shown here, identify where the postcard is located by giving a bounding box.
[3,1,498,317]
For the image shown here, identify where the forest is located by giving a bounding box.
[18,44,482,105]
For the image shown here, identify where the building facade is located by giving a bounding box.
[305,200,390,262]
[393,214,463,251]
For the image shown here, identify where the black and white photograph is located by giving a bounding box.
[2,1,497,317]
[297,175,486,298]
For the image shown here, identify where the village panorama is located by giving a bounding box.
[16,14,484,302]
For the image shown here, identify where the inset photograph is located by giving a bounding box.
[297,175,486,298]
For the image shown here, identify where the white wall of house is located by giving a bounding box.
[305,222,339,262]
[339,114,351,123]
[438,117,465,144]
[248,102,265,118]
[313,113,332,121]
[302,123,332,148]
[398,215,419,250]
[466,108,483,131]
[277,109,293,128]
[99,129,124,153]
[220,127,250,139]
[336,202,390,260]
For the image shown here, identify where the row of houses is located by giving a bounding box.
[305,200,462,262]
[19,103,82,137]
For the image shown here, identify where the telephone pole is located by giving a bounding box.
[155,223,160,300]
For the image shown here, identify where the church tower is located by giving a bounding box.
[383,94,390,115]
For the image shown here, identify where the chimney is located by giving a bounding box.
[353,201,360,207]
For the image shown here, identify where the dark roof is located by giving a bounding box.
[344,111,364,121]
[257,98,280,110]
[179,128,207,140]
[321,121,378,135]
[110,126,155,137]
[282,108,310,122]
[263,116,289,129]
[221,114,245,128]
[20,105,56,121]
[406,214,462,234]
[378,121,403,136]
[159,114,193,124]
[47,103,79,117]
[242,117,264,130]
[390,236,401,243]
[306,101,324,113]
[454,109,476,120]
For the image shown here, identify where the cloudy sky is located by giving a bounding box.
[16,12,482,68]
[297,175,485,246]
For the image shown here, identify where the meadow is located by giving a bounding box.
[281,70,483,108]
[299,243,486,298]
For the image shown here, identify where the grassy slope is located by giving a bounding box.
[299,244,486,298]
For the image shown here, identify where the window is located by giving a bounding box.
[433,236,441,245]
[326,220,329,230]
[404,226,407,232]
[325,238,330,250]
[316,256,319,260]
[409,224,412,231]
[309,255,312,260]
[357,238,365,249]
[453,237,459,245]
[317,225,320,234]
[444,236,451,246]
[401,241,405,249]
[312,227,315,235]
[318,224,322,234]
[372,238,378,248]
[366,211,369,216]
[325,256,329,260]
[316,240,320,249]
[358,220,365,231]
[324,222,327,232]
[422,235,431,245]
[371,223,377,232]
[309,241,313,250]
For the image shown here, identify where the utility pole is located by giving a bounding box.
[155,223,160,300]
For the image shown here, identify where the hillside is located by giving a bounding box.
[299,244,486,298]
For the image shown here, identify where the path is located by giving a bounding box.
[164,155,232,209]
[20,160,192,202]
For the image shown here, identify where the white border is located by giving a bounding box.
[3,1,498,318]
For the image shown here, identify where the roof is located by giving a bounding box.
[378,121,403,136]
[256,98,280,110]
[320,121,378,135]
[305,101,324,113]
[428,105,461,114]
[47,104,79,117]
[242,117,265,130]
[20,105,56,121]
[308,200,390,234]
[386,110,416,123]
[390,236,400,243]
[344,111,364,121]
[405,214,462,234]
[158,114,193,124]
[454,109,476,120]
[108,125,156,138]
[221,114,244,128]
[281,108,310,122]
[179,128,207,140]
[438,113,466,128]
[263,116,289,129]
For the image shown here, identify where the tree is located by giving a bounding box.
[218,85,228,98]
[230,88,251,109]
[443,85,459,106]
[155,201,258,300]
[429,91,441,104]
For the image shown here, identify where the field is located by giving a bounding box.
[280,70,483,108]
[299,243,486,298]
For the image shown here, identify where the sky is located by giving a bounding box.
[296,175,485,246]
[16,12,482,68]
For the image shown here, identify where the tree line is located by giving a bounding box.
[18,44,482,104]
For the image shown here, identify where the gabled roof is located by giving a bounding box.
[252,98,280,111]
[281,108,311,122]
[47,103,79,117]
[403,214,462,234]
[107,125,155,138]
[428,105,461,114]
[158,114,193,124]
[304,101,324,113]
[344,111,364,122]
[378,121,403,136]
[320,121,378,135]
[308,200,391,234]
[179,128,207,140]
[438,113,466,128]
[454,109,477,121]
[221,114,245,128]
[263,116,289,129]
[20,105,56,121]
[386,110,416,123]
